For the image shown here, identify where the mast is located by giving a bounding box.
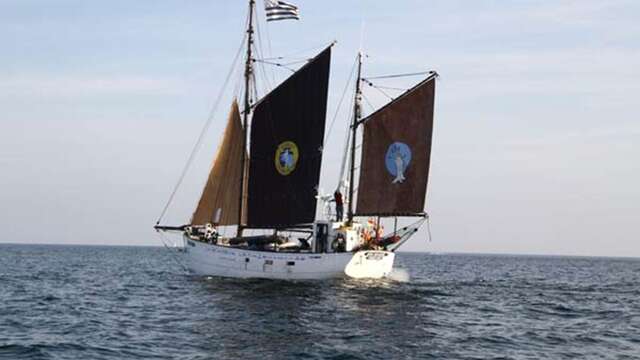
[237,0,255,237]
[347,52,363,225]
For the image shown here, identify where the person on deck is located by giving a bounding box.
[334,190,344,222]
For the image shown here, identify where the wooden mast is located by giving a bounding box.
[347,52,363,225]
[237,0,255,237]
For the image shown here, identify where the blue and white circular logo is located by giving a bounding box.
[385,142,412,184]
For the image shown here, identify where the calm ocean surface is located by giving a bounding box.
[0,244,639,360]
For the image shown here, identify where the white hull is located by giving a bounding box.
[183,237,395,280]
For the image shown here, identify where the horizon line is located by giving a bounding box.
[1,242,638,260]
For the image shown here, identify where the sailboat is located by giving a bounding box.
[154,0,437,280]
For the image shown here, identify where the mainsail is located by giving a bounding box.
[247,47,331,228]
[355,75,436,216]
[192,100,248,226]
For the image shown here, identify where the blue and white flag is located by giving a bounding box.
[264,0,300,22]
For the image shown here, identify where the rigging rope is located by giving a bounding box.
[361,93,377,113]
[363,79,393,101]
[155,32,247,226]
[254,14,274,94]
[336,57,359,192]
[363,70,436,80]
[157,232,189,273]
[371,84,407,92]
[258,40,335,61]
[389,217,427,252]
[324,54,358,147]
[261,7,277,87]
[253,58,312,77]
[253,59,296,73]
[426,213,433,243]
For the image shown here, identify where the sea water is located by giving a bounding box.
[1,244,639,359]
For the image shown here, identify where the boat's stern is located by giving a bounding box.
[344,250,395,279]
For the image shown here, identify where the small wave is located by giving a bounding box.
[41,294,60,302]
[0,344,46,359]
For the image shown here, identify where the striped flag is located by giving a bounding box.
[264,0,300,22]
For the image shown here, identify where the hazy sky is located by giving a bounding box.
[1,0,639,257]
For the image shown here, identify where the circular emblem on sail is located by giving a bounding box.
[385,142,412,184]
[275,141,299,176]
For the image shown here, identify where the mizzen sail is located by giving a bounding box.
[355,75,436,216]
[192,100,247,226]
[247,47,331,228]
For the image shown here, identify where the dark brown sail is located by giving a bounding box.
[191,100,247,226]
[246,47,331,228]
[355,75,436,216]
